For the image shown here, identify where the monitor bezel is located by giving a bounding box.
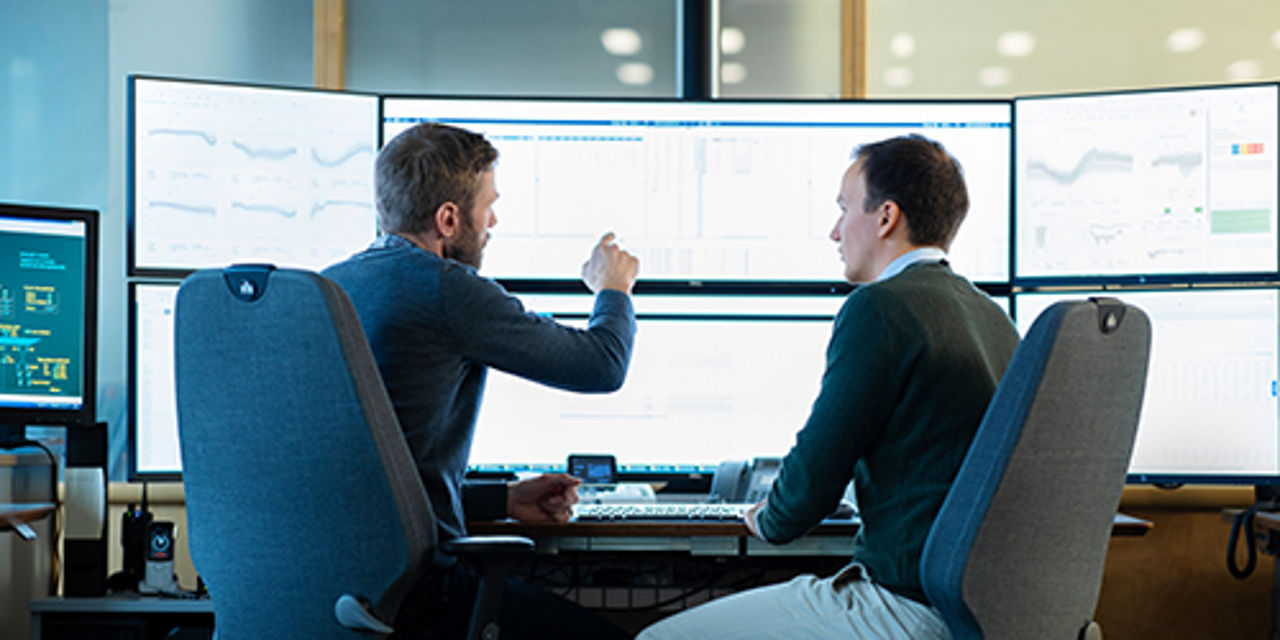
[126,74,382,279]
[1011,80,1280,287]
[0,202,98,429]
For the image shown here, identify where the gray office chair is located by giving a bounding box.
[920,298,1151,640]
[174,265,532,639]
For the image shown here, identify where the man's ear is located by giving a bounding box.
[434,202,460,239]
[877,200,903,239]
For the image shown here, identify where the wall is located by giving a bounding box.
[866,0,1280,97]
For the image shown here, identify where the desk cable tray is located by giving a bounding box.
[573,502,752,521]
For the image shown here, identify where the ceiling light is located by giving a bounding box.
[1166,28,1205,53]
[721,27,746,55]
[616,62,654,86]
[889,33,916,58]
[883,66,915,88]
[978,66,1013,88]
[1272,29,1280,49]
[721,62,748,85]
[601,28,643,56]
[1227,59,1262,81]
[996,31,1036,57]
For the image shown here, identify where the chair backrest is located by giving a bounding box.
[920,298,1151,640]
[175,266,436,639]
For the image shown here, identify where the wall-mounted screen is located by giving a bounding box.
[1015,83,1279,282]
[383,98,1012,284]
[1015,288,1280,483]
[129,76,380,275]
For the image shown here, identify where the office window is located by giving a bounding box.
[344,1,677,97]
[867,0,1280,97]
[717,0,841,98]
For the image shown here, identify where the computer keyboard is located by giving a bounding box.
[573,502,752,521]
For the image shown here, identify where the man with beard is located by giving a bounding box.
[323,122,638,639]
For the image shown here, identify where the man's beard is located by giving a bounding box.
[442,212,485,269]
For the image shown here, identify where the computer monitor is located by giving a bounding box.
[468,293,840,472]
[1014,288,1280,484]
[0,203,97,438]
[128,283,1008,479]
[128,76,380,276]
[1015,83,1280,283]
[382,97,1012,284]
[128,282,179,479]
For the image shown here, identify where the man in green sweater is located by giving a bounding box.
[639,135,1020,639]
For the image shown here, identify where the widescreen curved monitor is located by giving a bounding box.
[383,97,1013,285]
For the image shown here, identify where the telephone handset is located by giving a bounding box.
[710,457,782,503]
[710,458,859,519]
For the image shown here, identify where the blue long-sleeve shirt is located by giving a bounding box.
[323,234,636,541]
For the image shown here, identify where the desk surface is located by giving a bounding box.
[29,594,214,614]
[470,512,1153,538]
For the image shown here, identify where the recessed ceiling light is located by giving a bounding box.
[616,62,654,86]
[997,31,1036,57]
[601,28,643,56]
[978,66,1013,88]
[1227,59,1262,81]
[883,66,915,88]
[721,27,746,55]
[890,33,916,58]
[1271,28,1280,50]
[721,62,748,85]
[1166,28,1205,53]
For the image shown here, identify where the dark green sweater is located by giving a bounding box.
[756,261,1019,604]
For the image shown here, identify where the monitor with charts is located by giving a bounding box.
[382,97,1013,284]
[1015,83,1279,283]
[468,292,842,471]
[0,203,97,436]
[1014,288,1280,484]
[129,284,1010,479]
[128,76,380,275]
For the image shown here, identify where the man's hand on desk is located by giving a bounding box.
[744,498,768,541]
[507,473,582,523]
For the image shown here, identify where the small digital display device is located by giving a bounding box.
[568,454,617,486]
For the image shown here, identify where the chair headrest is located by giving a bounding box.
[1087,296,1127,334]
[220,263,278,302]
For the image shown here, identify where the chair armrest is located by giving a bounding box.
[442,535,534,557]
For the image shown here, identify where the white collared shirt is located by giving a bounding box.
[877,247,948,282]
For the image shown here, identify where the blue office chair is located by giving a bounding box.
[920,298,1151,640]
[174,265,532,639]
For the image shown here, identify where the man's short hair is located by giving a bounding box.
[854,135,969,247]
[375,123,498,235]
